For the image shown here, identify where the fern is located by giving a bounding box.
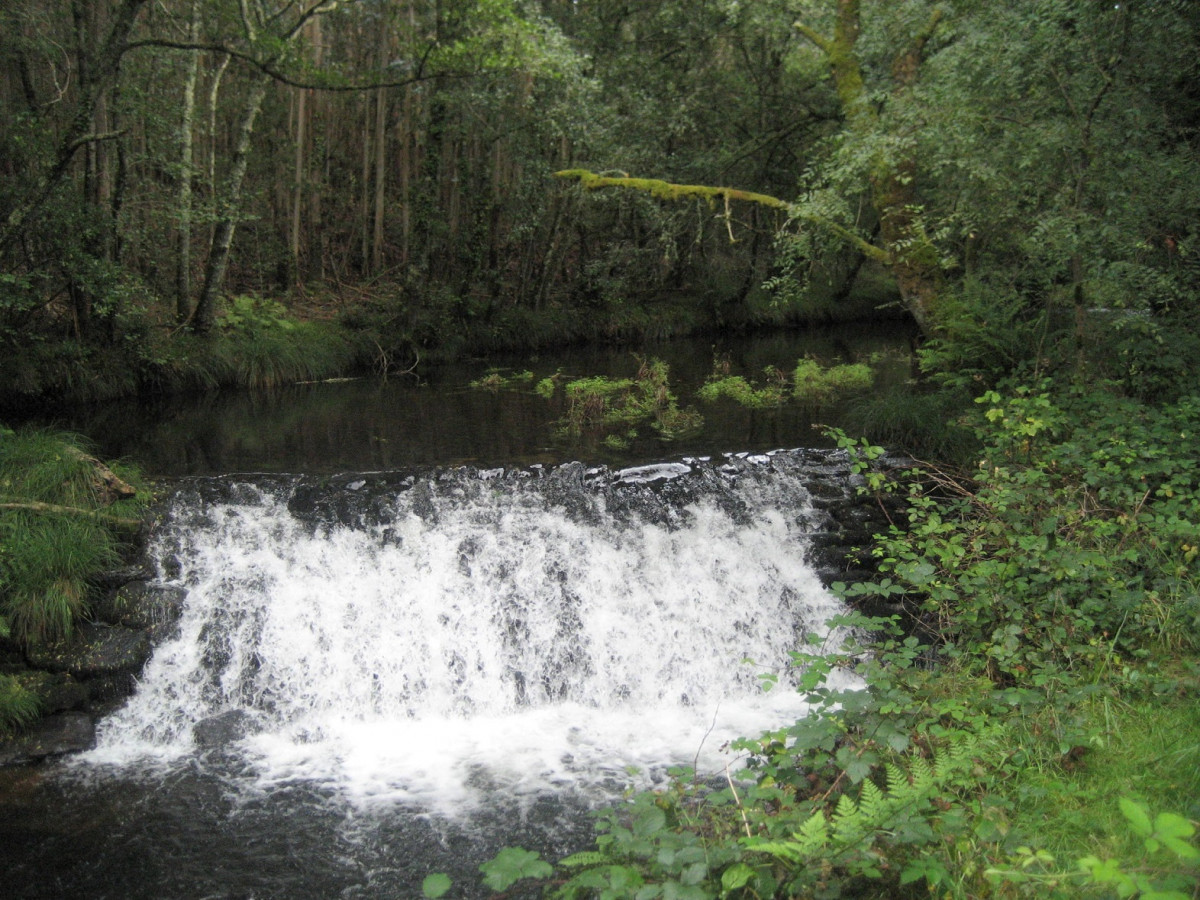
[558,851,613,869]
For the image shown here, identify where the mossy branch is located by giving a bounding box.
[554,169,890,265]
[0,501,142,530]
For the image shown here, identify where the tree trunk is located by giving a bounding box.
[175,0,201,323]
[0,0,147,256]
[195,72,270,333]
[797,0,945,333]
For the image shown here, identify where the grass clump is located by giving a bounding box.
[696,355,875,411]
[0,674,40,739]
[792,357,873,404]
[0,426,147,646]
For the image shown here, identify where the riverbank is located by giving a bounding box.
[443,387,1200,898]
[0,277,901,416]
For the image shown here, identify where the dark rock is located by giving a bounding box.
[91,565,152,589]
[82,673,140,705]
[92,582,187,631]
[193,709,259,749]
[0,712,95,766]
[25,623,151,679]
[20,671,90,714]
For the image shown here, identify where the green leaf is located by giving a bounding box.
[559,851,612,868]
[1119,798,1154,837]
[479,847,553,891]
[720,862,756,894]
[421,873,451,899]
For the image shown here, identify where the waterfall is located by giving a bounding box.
[84,453,857,816]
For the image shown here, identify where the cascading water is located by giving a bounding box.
[85,453,857,815]
[4,451,861,899]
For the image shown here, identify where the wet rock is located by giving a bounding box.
[0,712,95,766]
[25,623,151,680]
[19,671,90,714]
[92,582,187,631]
[194,709,259,748]
[91,565,152,589]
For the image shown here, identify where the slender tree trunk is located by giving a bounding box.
[359,92,372,271]
[175,0,201,322]
[372,78,388,273]
[291,86,306,282]
[195,71,270,333]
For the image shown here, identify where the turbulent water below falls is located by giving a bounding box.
[6,451,863,899]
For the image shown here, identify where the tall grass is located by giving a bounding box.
[0,427,145,646]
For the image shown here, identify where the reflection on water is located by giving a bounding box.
[32,325,914,476]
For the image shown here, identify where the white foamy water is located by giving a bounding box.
[84,460,857,816]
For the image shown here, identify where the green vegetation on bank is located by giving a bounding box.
[426,378,1200,898]
[0,427,148,736]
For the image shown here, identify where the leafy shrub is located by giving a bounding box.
[844,385,1200,682]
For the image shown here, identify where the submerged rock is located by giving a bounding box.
[193,709,260,749]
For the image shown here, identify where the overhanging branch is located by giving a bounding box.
[554,169,891,265]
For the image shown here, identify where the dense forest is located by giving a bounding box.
[2,0,1196,404]
[2,1,1200,897]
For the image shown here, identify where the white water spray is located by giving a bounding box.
[87,457,857,815]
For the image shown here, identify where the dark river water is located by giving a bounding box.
[1,325,910,900]
[27,324,914,476]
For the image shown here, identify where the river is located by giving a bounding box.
[1,326,910,899]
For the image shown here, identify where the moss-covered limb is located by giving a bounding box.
[555,168,789,210]
[554,169,891,266]
[0,501,142,531]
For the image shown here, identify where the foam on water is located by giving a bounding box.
[84,457,858,816]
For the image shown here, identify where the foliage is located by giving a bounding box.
[696,355,873,409]
[552,357,703,442]
[986,799,1199,898]
[0,428,146,645]
[0,673,41,739]
[845,385,1200,682]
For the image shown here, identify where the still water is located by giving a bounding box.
[1,326,910,899]
[34,325,914,476]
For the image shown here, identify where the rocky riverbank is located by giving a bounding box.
[0,567,185,766]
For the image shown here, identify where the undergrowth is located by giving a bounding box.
[425,381,1200,899]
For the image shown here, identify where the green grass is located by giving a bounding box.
[0,427,147,646]
[0,674,41,739]
[1006,686,1200,855]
